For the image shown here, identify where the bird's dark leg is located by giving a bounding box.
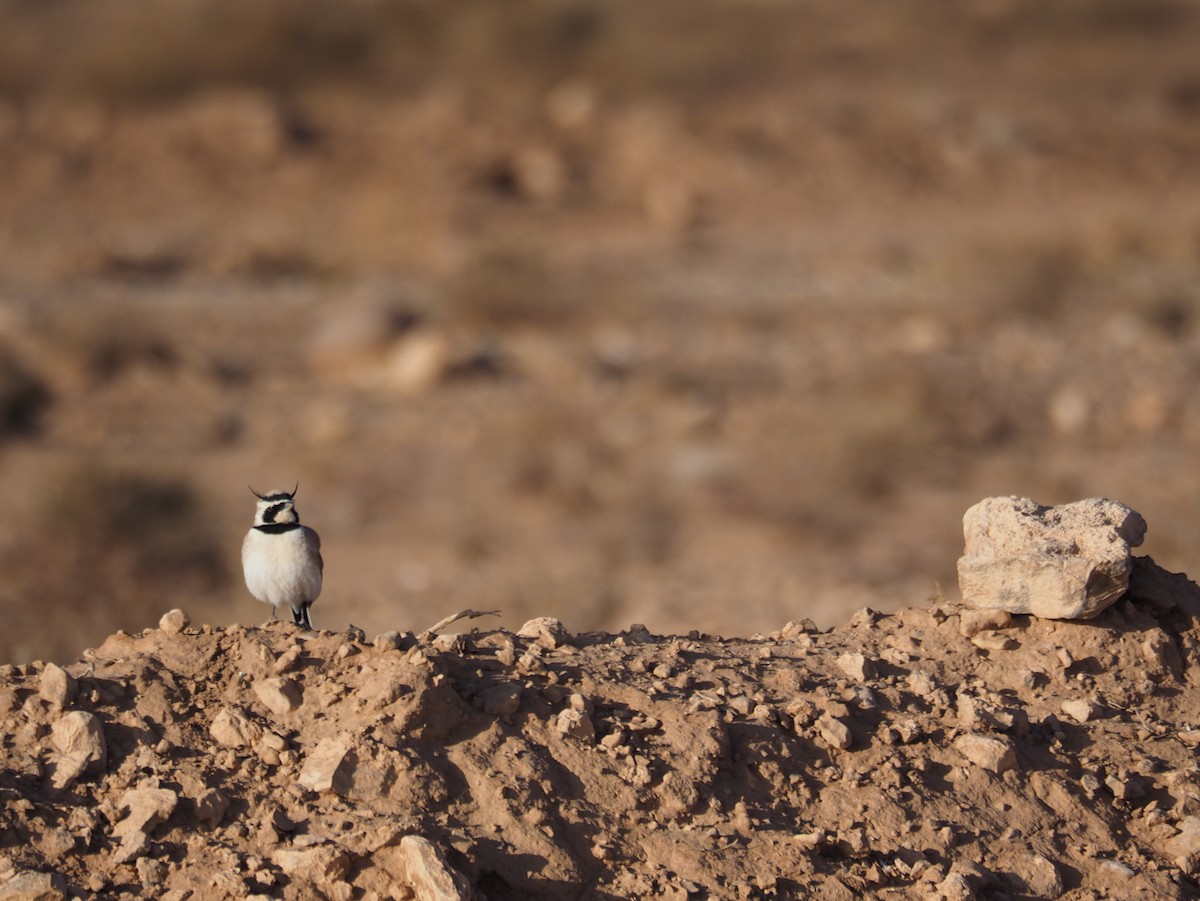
[293,603,313,630]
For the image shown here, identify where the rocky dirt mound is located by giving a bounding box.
[4,560,1200,900]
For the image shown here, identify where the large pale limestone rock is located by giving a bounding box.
[957,497,1146,620]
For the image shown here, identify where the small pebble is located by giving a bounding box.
[159,609,190,634]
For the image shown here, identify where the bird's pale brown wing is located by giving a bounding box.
[304,526,324,573]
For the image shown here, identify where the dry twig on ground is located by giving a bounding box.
[418,608,500,642]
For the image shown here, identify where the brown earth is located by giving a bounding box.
[3,555,1200,899]
[4,1,1200,662]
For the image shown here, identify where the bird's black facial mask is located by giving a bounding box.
[263,502,290,523]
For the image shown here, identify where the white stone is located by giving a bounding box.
[836,652,875,682]
[907,670,936,696]
[38,664,76,710]
[1098,860,1135,879]
[1166,817,1200,859]
[253,678,302,716]
[209,706,263,749]
[970,631,1017,652]
[158,609,190,634]
[374,631,405,651]
[556,709,595,741]
[817,715,852,751]
[954,734,1017,774]
[1061,699,1097,723]
[957,496,1146,619]
[112,788,178,864]
[958,608,1013,638]
[1141,629,1184,678]
[0,870,68,901]
[194,788,229,827]
[298,738,353,794]
[271,845,350,883]
[1105,771,1144,801]
[48,711,106,788]
[517,617,571,649]
[397,836,473,901]
[1019,854,1063,898]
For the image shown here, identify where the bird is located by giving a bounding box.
[242,484,323,629]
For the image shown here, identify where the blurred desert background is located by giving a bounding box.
[2,0,1200,663]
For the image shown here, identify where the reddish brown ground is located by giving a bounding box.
[3,561,1200,899]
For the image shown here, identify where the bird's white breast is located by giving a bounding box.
[242,527,323,608]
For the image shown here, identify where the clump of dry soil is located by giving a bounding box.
[4,560,1200,900]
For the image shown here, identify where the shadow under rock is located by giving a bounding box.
[471,842,623,901]
[1121,555,1200,630]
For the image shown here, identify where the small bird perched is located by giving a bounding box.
[242,485,323,629]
